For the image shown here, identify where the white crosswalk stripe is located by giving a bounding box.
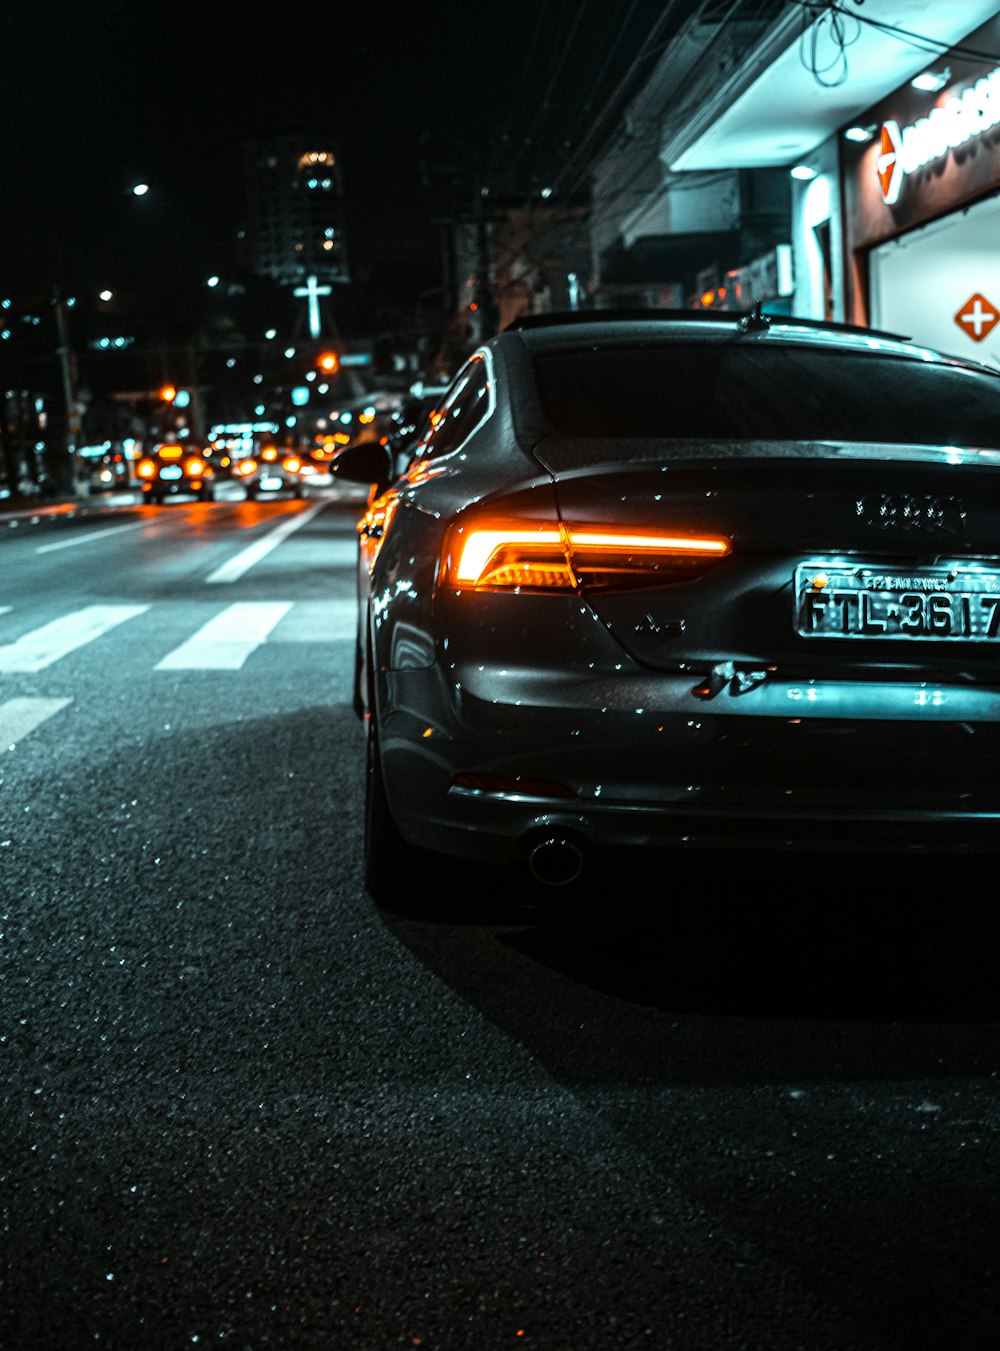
[0,605,149,673]
[270,599,356,643]
[0,697,73,750]
[0,599,354,677]
[154,601,294,670]
[206,503,326,583]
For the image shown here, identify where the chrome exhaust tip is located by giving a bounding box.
[527,836,584,887]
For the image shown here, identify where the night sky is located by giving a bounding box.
[1,0,698,305]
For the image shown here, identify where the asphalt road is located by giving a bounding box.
[1,487,998,1350]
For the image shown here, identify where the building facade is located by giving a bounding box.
[588,1,791,312]
[241,135,350,289]
[588,0,1000,333]
[840,12,1000,370]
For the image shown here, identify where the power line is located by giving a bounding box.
[545,0,711,204]
[554,0,758,208]
[503,0,597,188]
[547,0,650,167]
[793,1,1000,70]
[797,1,863,87]
[486,0,557,186]
[493,0,690,202]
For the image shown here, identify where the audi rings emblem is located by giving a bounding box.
[855,493,966,534]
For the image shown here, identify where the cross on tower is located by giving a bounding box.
[293,274,333,339]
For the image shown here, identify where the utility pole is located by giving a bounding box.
[50,182,150,497]
[185,346,208,445]
[52,288,85,496]
[474,183,499,341]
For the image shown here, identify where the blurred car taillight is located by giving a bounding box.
[137,459,156,479]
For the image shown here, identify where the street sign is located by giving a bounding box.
[955,293,1000,344]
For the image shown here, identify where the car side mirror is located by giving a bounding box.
[331,441,393,494]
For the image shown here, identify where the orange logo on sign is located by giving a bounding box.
[876,121,903,205]
[955,294,1000,343]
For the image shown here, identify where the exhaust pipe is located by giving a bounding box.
[527,835,584,887]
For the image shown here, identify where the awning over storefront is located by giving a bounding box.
[669,0,1000,171]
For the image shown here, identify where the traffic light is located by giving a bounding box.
[160,384,177,402]
[317,351,340,375]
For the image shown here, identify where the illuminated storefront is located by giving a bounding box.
[843,14,1000,369]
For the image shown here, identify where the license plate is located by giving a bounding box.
[159,465,183,480]
[795,564,1000,641]
[260,476,282,490]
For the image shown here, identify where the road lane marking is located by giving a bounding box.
[0,605,150,672]
[155,602,293,670]
[268,598,357,643]
[206,503,325,583]
[35,520,149,553]
[0,697,73,749]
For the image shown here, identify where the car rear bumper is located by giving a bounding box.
[142,478,209,495]
[378,663,1000,863]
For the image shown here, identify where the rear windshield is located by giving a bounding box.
[533,343,1000,447]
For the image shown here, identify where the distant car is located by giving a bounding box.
[331,307,1000,909]
[87,451,129,493]
[234,444,312,499]
[136,443,217,503]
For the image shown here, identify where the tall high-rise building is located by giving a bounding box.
[241,134,350,287]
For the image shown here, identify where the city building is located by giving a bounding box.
[837,11,1000,370]
[587,1,791,312]
[586,0,1000,347]
[240,134,350,291]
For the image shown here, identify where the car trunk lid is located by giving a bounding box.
[535,438,1000,674]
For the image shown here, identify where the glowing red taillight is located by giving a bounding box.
[452,527,572,589]
[443,520,731,591]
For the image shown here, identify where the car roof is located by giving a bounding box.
[499,307,955,364]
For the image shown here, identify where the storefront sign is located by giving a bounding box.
[955,293,1000,343]
[878,67,1000,204]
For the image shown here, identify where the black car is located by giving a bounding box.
[233,443,314,499]
[136,442,217,503]
[332,308,1000,907]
